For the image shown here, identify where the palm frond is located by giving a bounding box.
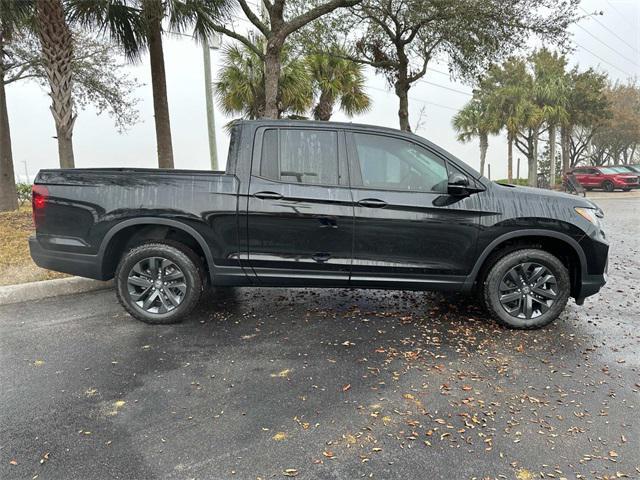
[66,0,147,61]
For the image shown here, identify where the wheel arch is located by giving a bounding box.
[465,229,587,298]
[98,218,215,283]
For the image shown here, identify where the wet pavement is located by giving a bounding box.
[1,197,638,480]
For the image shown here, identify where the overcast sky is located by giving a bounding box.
[8,0,640,182]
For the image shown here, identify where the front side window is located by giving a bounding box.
[352,133,448,193]
[260,129,339,185]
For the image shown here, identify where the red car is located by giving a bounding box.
[565,166,639,192]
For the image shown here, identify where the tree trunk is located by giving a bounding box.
[0,37,17,212]
[479,132,488,177]
[561,124,571,174]
[36,0,75,168]
[395,80,411,131]
[394,49,411,131]
[549,124,556,187]
[313,90,335,121]
[507,131,513,182]
[263,38,283,119]
[144,1,174,168]
[527,131,537,188]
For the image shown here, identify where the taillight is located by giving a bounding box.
[32,184,49,228]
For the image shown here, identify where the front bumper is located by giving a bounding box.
[575,273,607,304]
[29,235,104,280]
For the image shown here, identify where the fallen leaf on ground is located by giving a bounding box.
[272,432,287,441]
[516,468,534,480]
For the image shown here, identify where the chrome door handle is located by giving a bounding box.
[254,191,284,200]
[357,198,387,208]
[312,252,331,263]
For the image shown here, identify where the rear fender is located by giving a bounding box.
[98,217,215,283]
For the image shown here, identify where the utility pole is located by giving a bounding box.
[516,157,520,182]
[202,38,218,170]
[487,164,491,181]
[22,160,29,184]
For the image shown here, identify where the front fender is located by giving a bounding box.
[463,228,587,292]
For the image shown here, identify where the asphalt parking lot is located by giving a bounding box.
[1,197,638,480]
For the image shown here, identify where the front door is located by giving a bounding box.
[346,131,480,288]
[246,127,354,286]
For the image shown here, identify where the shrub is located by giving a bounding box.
[495,178,528,186]
[16,183,32,207]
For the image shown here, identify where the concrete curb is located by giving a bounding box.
[0,277,114,306]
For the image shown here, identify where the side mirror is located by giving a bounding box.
[447,172,476,196]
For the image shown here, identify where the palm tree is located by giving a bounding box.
[452,98,498,177]
[35,0,76,168]
[481,59,537,183]
[306,49,370,121]
[215,39,313,119]
[0,1,32,211]
[531,48,569,187]
[69,0,229,168]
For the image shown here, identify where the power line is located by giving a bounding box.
[574,41,635,78]
[574,23,640,69]
[579,6,640,55]
[416,78,473,97]
[604,0,639,35]
[364,85,462,112]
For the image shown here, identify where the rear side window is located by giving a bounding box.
[260,128,339,185]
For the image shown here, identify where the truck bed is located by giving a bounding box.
[31,168,240,279]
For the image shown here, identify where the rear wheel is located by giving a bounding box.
[602,180,614,192]
[483,249,570,329]
[115,241,203,324]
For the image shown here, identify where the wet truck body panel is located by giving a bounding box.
[30,120,609,323]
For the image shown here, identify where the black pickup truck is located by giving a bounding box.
[30,120,608,329]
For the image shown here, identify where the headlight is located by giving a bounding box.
[575,207,604,228]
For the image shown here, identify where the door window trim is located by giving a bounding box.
[345,130,451,194]
[251,126,349,188]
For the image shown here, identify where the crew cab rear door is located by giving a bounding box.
[245,126,354,285]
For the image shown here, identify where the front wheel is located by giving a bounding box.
[483,249,570,329]
[115,241,204,324]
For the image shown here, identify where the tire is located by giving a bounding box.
[602,180,614,192]
[115,241,204,324]
[482,249,570,329]
[585,187,593,191]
